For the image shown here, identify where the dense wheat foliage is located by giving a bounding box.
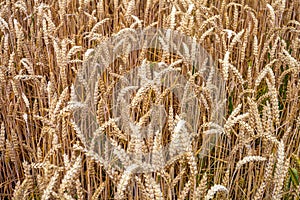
[0,0,299,199]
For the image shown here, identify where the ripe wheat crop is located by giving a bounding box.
[0,0,299,199]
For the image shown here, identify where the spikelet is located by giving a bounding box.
[24,161,34,191]
[96,0,104,17]
[278,0,286,19]
[171,169,186,188]
[199,15,220,33]
[130,15,142,29]
[152,130,165,170]
[61,117,68,146]
[224,12,230,28]
[180,4,195,35]
[262,108,279,146]
[200,93,210,113]
[127,123,143,163]
[96,98,105,124]
[247,64,253,90]
[258,34,276,69]
[20,58,34,75]
[109,140,131,169]
[131,84,150,108]
[168,105,175,133]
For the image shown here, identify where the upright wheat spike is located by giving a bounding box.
[272,139,288,200]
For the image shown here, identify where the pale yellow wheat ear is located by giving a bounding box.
[41,171,59,200]
[8,52,16,77]
[266,4,276,28]
[169,118,191,157]
[58,156,82,197]
[12,162,33,200]
[204,184,228,200]
[254,155,275,200]
[75,178,84,200]
[115,165,136,200]
[224,103,249,138]
[236,156,267,169]
[152,130,165,170]
[193,172,208,199]
[91,182,106,200]
[272,138,289,200]
[0,122,5,152]
[144,174,164,200]
[178,180,191,200]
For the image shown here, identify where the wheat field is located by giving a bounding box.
[0,0,300,199]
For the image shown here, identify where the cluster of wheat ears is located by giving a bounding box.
[0,0,299,199]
